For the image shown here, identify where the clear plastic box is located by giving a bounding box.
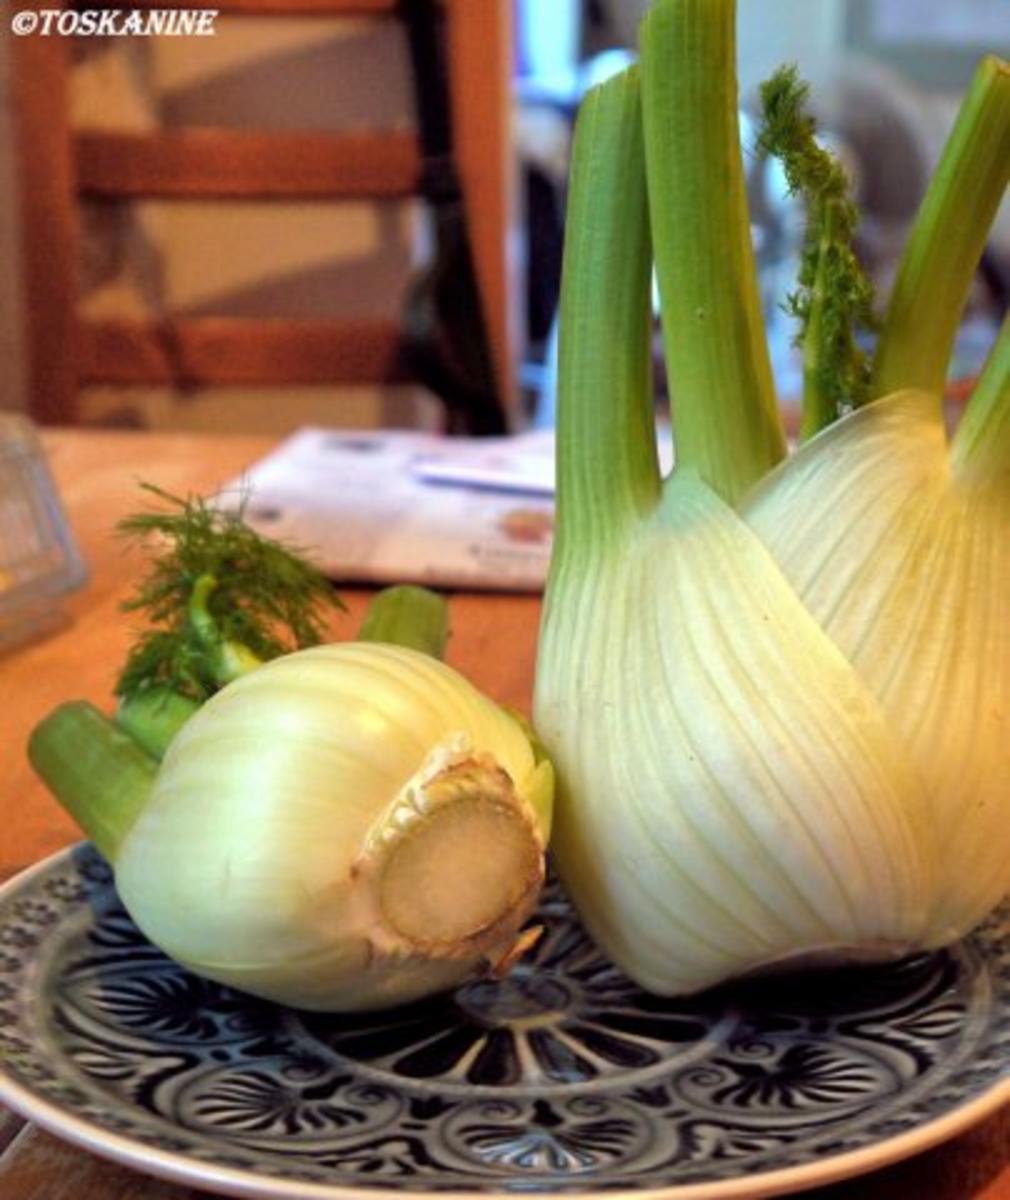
[0,414,88,653]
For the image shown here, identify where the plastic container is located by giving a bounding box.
[0,414,88,653]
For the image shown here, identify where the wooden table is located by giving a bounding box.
[1,429,1006,1199]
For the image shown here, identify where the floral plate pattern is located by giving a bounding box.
[1,844,1008,1199]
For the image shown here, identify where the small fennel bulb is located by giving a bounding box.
[30,490,554,1012]
[114,642,552,1011]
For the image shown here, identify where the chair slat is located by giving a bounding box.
[76,131,422,199]
[79,318,411,386]
[13,31,80,423]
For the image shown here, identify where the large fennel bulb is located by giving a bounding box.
[534,2,1009,997]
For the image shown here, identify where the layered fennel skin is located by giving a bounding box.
[535,0,1010,996]
[744,387,1010,945]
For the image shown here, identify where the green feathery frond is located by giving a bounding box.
[758,64,877,436]
[116,484,343,702]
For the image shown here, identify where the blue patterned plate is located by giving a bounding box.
[1,844,1008,1199]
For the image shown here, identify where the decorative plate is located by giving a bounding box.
[1,845,1008,1200]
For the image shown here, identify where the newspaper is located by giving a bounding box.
[222,427,673,592]
[220,428,554,592]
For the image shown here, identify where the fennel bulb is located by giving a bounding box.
[30,490,553,1012]
[33,644,552,1012]
[534,0,1010,996]
[116,642,552,1011]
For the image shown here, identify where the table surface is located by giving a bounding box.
[0,428,1006,1200]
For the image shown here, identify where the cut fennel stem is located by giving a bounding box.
[535,0,1009,997]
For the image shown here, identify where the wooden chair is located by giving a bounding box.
[12,0,515,433]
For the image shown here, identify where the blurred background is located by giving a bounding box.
[1,0,1007,436]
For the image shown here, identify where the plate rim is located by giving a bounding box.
[2,845,1008,1200]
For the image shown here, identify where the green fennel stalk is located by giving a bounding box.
[553,66,659,565]
[358,584,449,658]
[31,704,159,862]
[872,56,1010,398]
[640,0,785,502]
